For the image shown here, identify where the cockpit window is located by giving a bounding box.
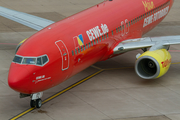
[12,55,49,66]
[37,57,42,65]
[22,58,36,65]
[42,56,48,64]
[13,56,23,64]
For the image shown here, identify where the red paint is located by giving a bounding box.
[8,0,174,94]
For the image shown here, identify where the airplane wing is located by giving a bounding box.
[0,6,55,31]
[113,35,180,54]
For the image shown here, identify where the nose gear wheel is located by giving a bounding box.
[30,99,42,108]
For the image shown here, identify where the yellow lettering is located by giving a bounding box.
[142,1,155,12]
[142,1,148,12]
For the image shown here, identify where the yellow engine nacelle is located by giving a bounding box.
[15,38,27,54]
[135,49,171,79]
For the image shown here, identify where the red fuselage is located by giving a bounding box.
[8,0,174,94]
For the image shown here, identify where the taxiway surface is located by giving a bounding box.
[0,0,180,120]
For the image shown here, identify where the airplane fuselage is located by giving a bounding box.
[8,0,173,94]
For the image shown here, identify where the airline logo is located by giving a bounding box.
[73,34,84,48]
[161,59,171,68]
[142,0,155,12]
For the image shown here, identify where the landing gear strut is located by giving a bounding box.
[30,92,43,108]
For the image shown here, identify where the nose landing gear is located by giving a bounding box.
[20,92,43,108]
[30,98,42,108]
[30,92,43,108]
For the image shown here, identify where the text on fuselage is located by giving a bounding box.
[161,59,171,68]
[86,24,109,41]
[143,6,169,28]
[142,0,155,12]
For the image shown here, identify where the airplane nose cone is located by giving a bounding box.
[8,64,31,94]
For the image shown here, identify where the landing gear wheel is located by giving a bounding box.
[36,99,42,108]
[30,100,36,108]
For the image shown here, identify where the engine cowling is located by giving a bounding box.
[135,49,171,79]
[15,38,27,54]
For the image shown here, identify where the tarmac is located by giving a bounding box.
[0,0,180,120]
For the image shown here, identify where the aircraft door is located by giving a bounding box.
[55,40,69,71]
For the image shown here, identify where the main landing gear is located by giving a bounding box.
[20,92,43,108]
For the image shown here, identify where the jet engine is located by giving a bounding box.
[15,38,27,53]
[135,49,171,79]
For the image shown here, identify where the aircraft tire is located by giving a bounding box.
[30,100,36,108]
[36,99,42,108]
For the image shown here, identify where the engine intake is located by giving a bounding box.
[135,49,171,79]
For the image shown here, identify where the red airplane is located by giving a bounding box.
[0,0,179,108]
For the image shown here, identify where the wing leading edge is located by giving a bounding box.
[0,6,55,31]
[113,35,180,54]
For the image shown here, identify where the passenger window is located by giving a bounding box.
[89,43,91,47]
[102,36,104,40]
[99,37,101,42]
[104,34,106,39]
[83,45,86,50]
[78,48,80,53]
[107,33,109,38]
[118,27,121,32]
[81,46,83,51]
[129,21,130,26]
[112,30,114,35]
[42,56,48,64]
[72,50,74,56]
[91,41,93,46]
[86,44,88,49]
[94,40,96,45]
[97,38,99,44]
[37,57,42,65]
[75,49,77,55]
[116,28,118,33]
